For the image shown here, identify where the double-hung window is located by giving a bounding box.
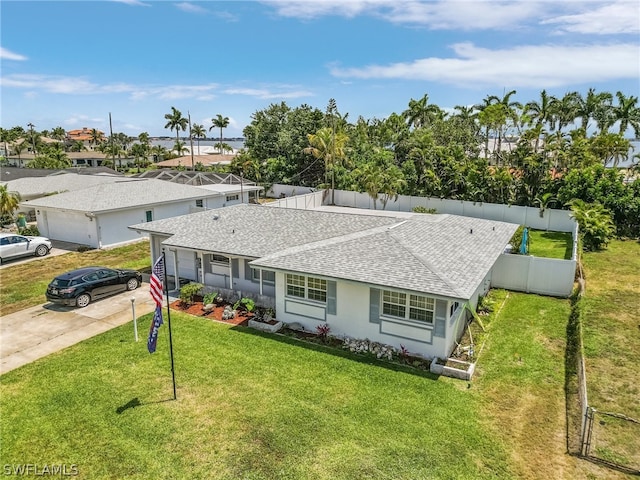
[382,290,434,324]
[286,274,327,303]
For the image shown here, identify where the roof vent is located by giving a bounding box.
[213,214,219,220]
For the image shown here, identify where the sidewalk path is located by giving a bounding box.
[0,285,156,375]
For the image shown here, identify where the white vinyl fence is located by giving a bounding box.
[332,190,577,232]
[268,187,578,297]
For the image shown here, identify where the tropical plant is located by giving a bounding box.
[304,127,349,205]
[179,282,203,306]
[534,192,557,218]
[612,91,640,137]
[164,106,188,152]
[210,114,230,154]
[316,323,331,341]
[233,297,255,313]
[0,185,21,221]
[191,123,206,154]
[568,199,615,251]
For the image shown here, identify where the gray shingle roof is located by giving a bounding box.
[6,173,127,198]
[133,204,518,299]
[252,213,518,299]
[23,178,218,213]
[130,204,400,258]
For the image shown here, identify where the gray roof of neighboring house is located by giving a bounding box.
[252,213,518,299]
[4,172,127,198]
[0,166,120,182]
[23,178,221,213]
[132,204,518,299]
[130,204,400,258]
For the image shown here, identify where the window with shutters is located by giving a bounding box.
[382,290,434,324]
[286,274,327,303]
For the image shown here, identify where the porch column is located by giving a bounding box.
[259,269,263,296]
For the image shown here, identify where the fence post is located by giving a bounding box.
[580,406,595,457]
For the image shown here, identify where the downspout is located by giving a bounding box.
[94,214,102,249]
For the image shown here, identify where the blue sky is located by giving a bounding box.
[1,0,639,138]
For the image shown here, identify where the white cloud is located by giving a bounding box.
[175,2,209,14]
[264,1,640,34]
[112,0,152,6]
[263,1,547,30]
[224,87,313,99]
[542,1,640,35]
[0,47,28,61]
[330,42,640,88]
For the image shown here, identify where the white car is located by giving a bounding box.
[0,233,52,264]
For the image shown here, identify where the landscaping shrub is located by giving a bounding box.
[179,282,203,306]
[233,297,255,312]
[18,225,40,236]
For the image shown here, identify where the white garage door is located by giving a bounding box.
[45,210,97,247]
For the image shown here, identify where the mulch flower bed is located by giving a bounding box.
[169,300,254,327]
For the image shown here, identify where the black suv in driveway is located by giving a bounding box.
[46,266,142,308]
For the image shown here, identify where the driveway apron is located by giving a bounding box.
[0,285,156,375]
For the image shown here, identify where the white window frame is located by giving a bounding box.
[286,274,327,303]
[381,290,435,324]
[226,194,239,202]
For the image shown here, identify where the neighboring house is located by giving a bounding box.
[66,128,104,151]
[4,172,128,219]
[22,179,231,248]
[4,151,110,168]
[130,204,518,360]
[132,170,262,204]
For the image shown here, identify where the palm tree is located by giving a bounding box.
[612,91,640,137]
[549,92,579,133]
[574,88,613,131]
[524,89,556,130]
[191,123,206,154]
[590,133,630,168]
[487,90,522,155]
[0,185,21,223]
[304,127,349,205]
[26,122,37,154]
[89,128,104,149]
[210,114,230,153]
[402,94,443,129]
[164,107,188,150]
[150,145,168,163]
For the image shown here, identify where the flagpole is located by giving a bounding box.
[162,251,177,400]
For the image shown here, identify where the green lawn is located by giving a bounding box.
[1,314,512,480]
[580,239,640,469]
[528,229,573,260]
[0,241,150,316]
[4,239,632,478]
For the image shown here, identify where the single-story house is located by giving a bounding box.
[22,178,242,248]
[131,170,262,203]
[130,204,519,359]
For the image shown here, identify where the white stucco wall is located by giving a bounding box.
[36,209,98,246]
[272,273,457,359]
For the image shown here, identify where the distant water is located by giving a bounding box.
[151,139,245,151]
[149,138,639,166]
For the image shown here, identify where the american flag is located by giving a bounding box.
[150,255,164,306]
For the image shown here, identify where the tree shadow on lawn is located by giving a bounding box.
[231,324,440,381]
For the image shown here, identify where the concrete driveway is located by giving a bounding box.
[0,285,157,375]
[0,239,81,269]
